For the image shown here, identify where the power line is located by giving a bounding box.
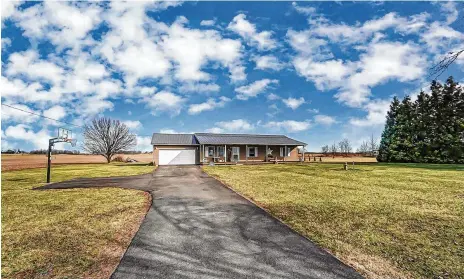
[1,103,83,129]
[2,103,154,137]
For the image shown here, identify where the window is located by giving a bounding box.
[280,147,292,157]
[207,146,215,157]
[217,146,224,157]
[248,147,258,157]
[287,147,292,157]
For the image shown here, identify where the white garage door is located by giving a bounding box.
[159,148,196,165]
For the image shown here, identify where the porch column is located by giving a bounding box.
[265,145,268,162]
[225,145,227,162]
[284,145,286,162]
[246,144,248,162]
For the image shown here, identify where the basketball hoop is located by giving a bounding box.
[46,127,77,183]
[64,138,77,147]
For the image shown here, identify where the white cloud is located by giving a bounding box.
[314,114,337,126]
[263,120,311,133]
[292,2,316,16]
[293,58,355,91]
[122,120,143,130]
[439,1,459,25]
[200,19,216,26]
[135,135,152,152]
[336,41,425,107]
[1,0,22,23]
[159,17,244,82]
[2,37,11,49]
[5,50,65,86]
[145,91,186,116]
[13,2,102,49]
[43,105,66,122]
[282,97,305,110]
[1,103,39,123]
[188,96,231,115]
[306,108,320,114]
[206,119,254,133]
[253,55,284,71]
[267,93,280,101]
[227,13,276,50]
[178,82,220,94]
[3,124,51,149]
[349,99,391,127]
[235,79,278,100]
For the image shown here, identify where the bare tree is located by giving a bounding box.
[430,49,464,79]
[321,145,329,155]
[330,143,338,158]
[357,141,370,155]
[368,134,378,157]
[338,139,352,156]
[83,117,137,163]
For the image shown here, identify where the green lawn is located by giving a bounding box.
[2,163,154,279]
[204,163,464,279]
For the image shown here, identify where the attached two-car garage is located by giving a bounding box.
[158,148,196,165]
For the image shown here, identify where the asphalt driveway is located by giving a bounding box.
[39,166,363,279]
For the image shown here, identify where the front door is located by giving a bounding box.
[232,147,240,162]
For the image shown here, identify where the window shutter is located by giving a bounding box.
[280,147,283,157]
[246,147,249,157]
[255,147,258,157]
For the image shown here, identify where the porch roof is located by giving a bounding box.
[194,133,306,146]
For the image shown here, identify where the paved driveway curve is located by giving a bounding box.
[38,166,363,279]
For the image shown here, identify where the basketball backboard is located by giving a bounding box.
[58,127,71,140]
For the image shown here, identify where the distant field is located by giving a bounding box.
[1,154,153,171]
[304,155,377,163]
[204,163,464,279]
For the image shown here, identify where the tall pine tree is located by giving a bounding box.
[378,77,464,164]
[377,97,400,162]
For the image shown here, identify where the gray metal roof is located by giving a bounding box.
[193,133,306,145]
[151,133,198,145]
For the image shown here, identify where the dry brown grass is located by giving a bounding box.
[2,163,154,278]
[1,153,153,171]
[204,163,464,279]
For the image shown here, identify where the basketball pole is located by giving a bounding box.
[46,127,76,183]
[46,139,53,183]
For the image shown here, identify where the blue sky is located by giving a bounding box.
[1,1,464,151]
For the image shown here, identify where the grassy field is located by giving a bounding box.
[204,163,464,279]
[2,163,153,278]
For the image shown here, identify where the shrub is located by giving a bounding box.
[111,155,125,162]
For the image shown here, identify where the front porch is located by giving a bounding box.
[199,144,299,164]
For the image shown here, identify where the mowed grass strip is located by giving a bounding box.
[2,163,154,279]
[204,164,464,279]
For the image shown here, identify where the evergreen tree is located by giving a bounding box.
[378,77,464,163]
[377,97,400,162]
[412,90,431,162]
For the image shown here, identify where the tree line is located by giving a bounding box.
[321,135,378,157]
[377,77,464,163]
